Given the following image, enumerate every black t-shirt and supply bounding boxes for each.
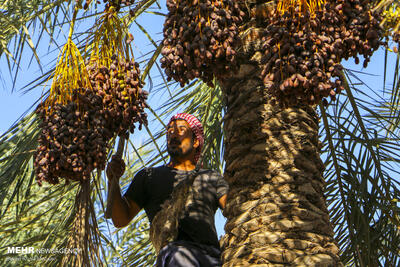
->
[124,165,229,249]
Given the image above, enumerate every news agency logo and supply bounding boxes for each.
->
[7,247,35,254]
[6,246,81,255]
[5,247,81,264]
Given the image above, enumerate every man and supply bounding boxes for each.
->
[106,113,228,266]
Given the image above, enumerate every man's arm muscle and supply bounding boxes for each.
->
[109,178,142,228]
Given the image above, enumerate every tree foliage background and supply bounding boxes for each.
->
[0,0,400,266]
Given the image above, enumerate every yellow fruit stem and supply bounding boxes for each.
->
[43,3,92,114]
[277,0,325,15]
[91,9,129,67]
[88,8,139,104]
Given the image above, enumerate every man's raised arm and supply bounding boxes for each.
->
[106,156,141,228]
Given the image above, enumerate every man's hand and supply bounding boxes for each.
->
[106,155,126,181]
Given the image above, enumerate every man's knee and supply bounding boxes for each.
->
[156,241,222,267]
[157,243,200,267]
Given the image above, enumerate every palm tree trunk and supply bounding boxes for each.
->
[219,41,342,266]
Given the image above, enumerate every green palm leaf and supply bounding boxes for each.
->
[321,68,400,265]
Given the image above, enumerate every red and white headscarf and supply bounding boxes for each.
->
[168,113,204,163]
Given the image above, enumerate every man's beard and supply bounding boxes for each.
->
[167,139,194,159]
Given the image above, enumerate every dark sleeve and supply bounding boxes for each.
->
[123,168,148,208]
[215,172,229,199]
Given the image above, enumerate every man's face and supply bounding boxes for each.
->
[166,119,197,159]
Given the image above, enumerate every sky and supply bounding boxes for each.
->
[1,0,399,244]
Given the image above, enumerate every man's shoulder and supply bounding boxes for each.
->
[136,165,169,177]
[142,165,164,171]
[197,168,223,179]
[138,166,222,180]
[198,168,220,174]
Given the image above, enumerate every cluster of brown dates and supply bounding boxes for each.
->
[34,55,148,185]
[86,54,148,137]
[34,90,112,185]
[161,0,246,87]
[260,0,383,106]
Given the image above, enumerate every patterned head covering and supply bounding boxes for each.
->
[168,113,204,163]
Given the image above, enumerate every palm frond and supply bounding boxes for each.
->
[0,0,78,89]
[321,67,400,266]
[0,112,39,213]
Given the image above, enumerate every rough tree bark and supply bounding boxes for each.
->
[218,25,342,266]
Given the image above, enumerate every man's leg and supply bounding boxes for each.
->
[156,242,200,267]
[155,241,221,267]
